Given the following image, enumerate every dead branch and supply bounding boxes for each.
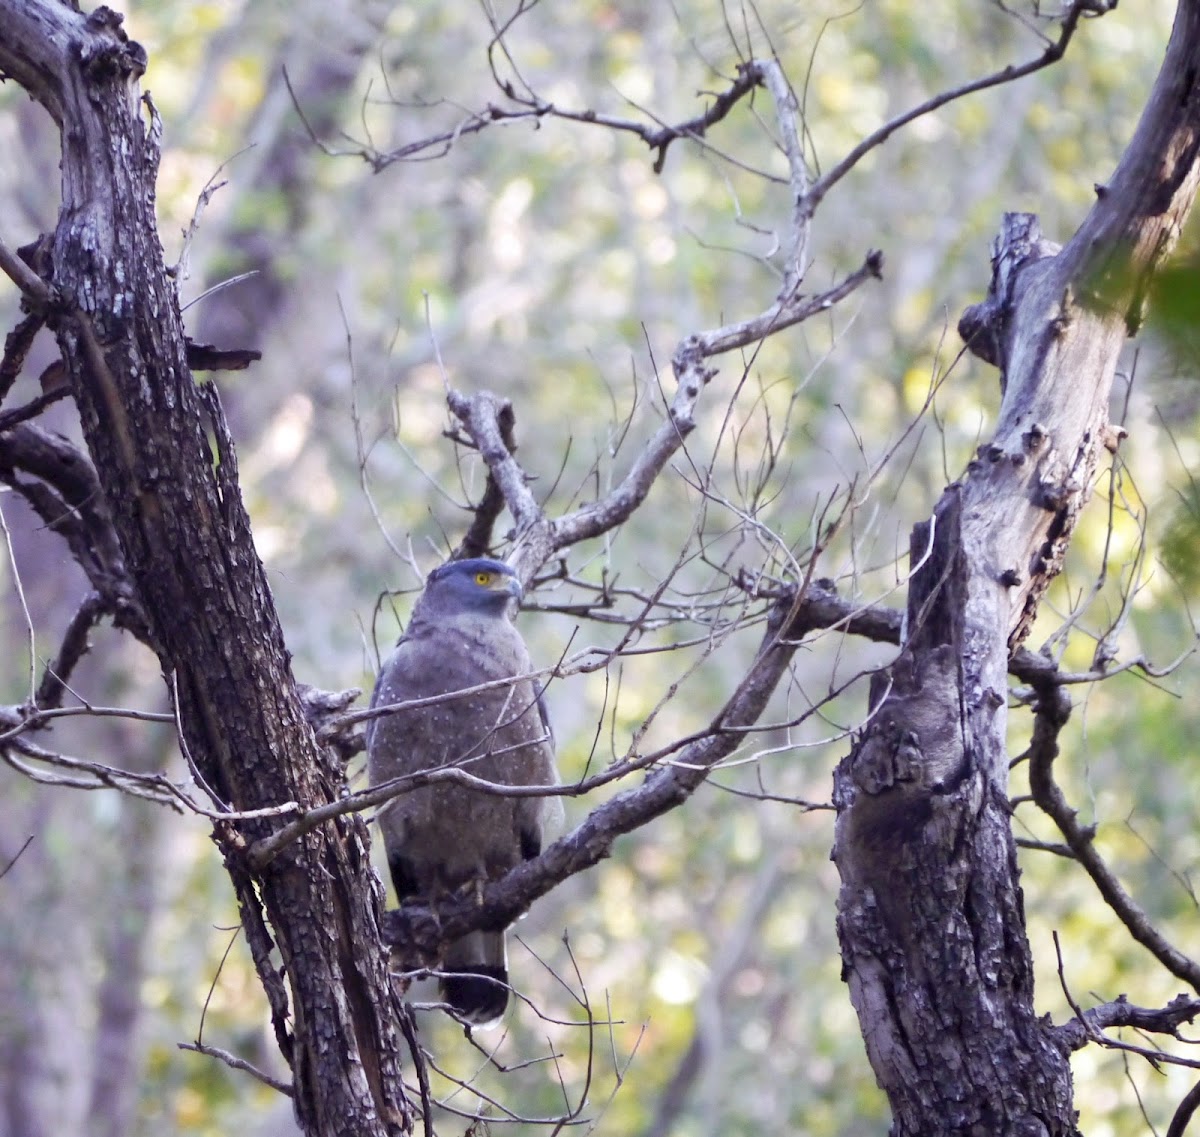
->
[178,1041,294,1097]
[806,0,1110,216]
[1053,992,1200,1052]
[34,590,106,709]
[0,422,148,637]
[1026,677,1200,990]
[0,387,71,432]
[1052,939,1200,1073]
[439,53,881,591]
[0,231,53,306]
[452,397,519,560]
[184,339,262,372]
[0,312,45,402]
[329,56,765,175]
[0,731,179,804]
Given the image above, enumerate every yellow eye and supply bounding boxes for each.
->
[474,571,493,586]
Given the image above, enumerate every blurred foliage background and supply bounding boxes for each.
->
[1,2,1199,1135]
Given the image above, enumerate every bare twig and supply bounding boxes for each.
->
[0,386,71,432]
[179,270,260,314]
[34,590,106,709]
[0,312,45,402]
[0,701,174,743]
[1014,836,1075,858]
[197,927,242,1046]
[0,735,180,805]
[0,833,34,882]
[340,57,764,175]
[805,0,1105,214]
[1052,939,1200,1071]
[178,1041,293,1097]
[1053,937,1200,1053]
[344,304,408,564]
[1029,684,1200,990]
[0,232,52,306]
[173,145,252,286]
[0,490,37,702]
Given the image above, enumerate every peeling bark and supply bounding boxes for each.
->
[836,497,1075,1136]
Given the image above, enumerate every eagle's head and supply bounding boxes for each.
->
[422,557,522,618]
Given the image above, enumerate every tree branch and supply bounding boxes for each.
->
[1053,992,1200,1052]
[34,590,106,709]
[0,422,148,637]
[0,232,53,306]
[178,1041,294,1097]
[441,60,882,588]
[1167,1078,1200,1137]
[1,312,46,402]
[446,391,532,557]
[1026,678,1200,991]
[806,0,1110,215]
[330,55,765,174]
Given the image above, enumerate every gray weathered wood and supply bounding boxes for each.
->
[834,3,1200,1133]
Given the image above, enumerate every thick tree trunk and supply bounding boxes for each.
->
[833,4,1200,1134]
[835,495,1079,1135]
[0,5,413,1135]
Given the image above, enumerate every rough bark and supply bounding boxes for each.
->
[0,5,412,1135]
[833,4,1200,1135]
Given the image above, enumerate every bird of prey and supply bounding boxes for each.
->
[367,557,558,1025]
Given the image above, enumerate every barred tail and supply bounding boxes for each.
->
[441,930,509,1027]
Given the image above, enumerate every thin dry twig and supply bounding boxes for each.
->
[1031,690,1200,990]
[173,144,253,287]
[0,833,34,882]
[197,927,242,1047]
[1053,933,1200,1068]
[178,1040,294,1097]
[804,0,1107,214]
[0,490,37,703]
[0,232,52,306]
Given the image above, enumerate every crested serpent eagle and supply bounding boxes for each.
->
[367,557,559,1025]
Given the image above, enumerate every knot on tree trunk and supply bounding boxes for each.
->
[958,212,1061,382]
[836,645,974,880]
